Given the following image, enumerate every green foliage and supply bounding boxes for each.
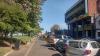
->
[17,36,32,44]
[0,1,28,32]
[0,0,46,37]
[0,22,6,30]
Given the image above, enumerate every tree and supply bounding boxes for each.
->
[0,0,28,37]
[0,0,47,37]
[51,24,60,34]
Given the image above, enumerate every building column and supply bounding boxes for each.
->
[82,20,85,38]
[70,23,74,38]
[71,24,75,38]
[68,24,70,36]
[76,22,78,39]
[70,24,72,37]
[91,16,95,39]
[86,30,88,37]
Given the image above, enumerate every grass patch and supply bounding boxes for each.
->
[17,36,32,44]
[0,47,11,56]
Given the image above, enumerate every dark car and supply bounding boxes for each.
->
[55,35,73,56]
[55,39,66,53]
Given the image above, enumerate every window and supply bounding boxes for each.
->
[88,30,91,37]
[91,42,100,48]
[69,41,80,48]
[97,0,100,14]
[98,32,100,37]
[82,42,87,48]
[98,20,100,25]
[91,42,97,48]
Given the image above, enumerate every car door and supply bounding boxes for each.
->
[90,42,100,56]
[72,41,83,56]
[67,41,83,56]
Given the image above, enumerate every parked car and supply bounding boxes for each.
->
[46,34,59,47]
[64,39,100,56]
[55,36,73,54]
[55,39,66,53]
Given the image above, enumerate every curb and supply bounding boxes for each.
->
[4,50,14,56]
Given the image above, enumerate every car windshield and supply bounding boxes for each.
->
[91,42,100,48]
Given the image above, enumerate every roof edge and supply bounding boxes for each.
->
[65,0,83,15]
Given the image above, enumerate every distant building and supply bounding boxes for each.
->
[65,0,100,39]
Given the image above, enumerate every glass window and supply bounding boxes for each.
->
[97,0,100,14]
[91,42,97,48]
[98,32,100,37]
[69,41,80,48]
[91,42,100,48]
[82,42,87,48]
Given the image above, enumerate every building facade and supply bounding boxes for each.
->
[65,0,100,39]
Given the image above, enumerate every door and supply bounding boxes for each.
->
[90,42,100,56]
[66,41,83,56]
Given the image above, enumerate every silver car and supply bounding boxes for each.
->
[65,39,100,56]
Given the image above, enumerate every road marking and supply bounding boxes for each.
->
[24,38,36,56]
[4,50,14,56]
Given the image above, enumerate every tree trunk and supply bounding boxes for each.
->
[4,31,9,38]
[22,32,24,36]
[28,32,30,36]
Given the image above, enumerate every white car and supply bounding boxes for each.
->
[64,39,100,56]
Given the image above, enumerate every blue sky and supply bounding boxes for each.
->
[40,0,79,32]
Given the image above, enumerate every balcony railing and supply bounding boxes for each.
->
[73,24,92,31]
[84,24,92,30]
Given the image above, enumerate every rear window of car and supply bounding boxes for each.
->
[69,41,81,48]
[91,42,100,48]
[82,42,87,48]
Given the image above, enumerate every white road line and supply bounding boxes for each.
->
[4,50,14,56]
[24,39,36,56]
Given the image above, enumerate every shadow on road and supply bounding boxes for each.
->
[41,44,51,47]
[48,47,56,51]
[52,53,61,56]
[41,44,57,51]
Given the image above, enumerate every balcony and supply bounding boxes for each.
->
[74,24,92,31]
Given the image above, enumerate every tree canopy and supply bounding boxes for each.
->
[51,24,60,34]
[0,0,46,37]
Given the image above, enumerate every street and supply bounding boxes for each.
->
[7,38,61,56]
[27,39,61,56]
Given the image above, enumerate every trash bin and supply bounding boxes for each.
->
[14,40,20,49]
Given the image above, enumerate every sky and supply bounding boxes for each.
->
[40,0,79,32]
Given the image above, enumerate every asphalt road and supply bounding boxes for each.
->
[27,39,61,56]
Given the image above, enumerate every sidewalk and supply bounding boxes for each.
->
[6,38,36,56]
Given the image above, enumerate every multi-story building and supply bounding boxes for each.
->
[65,0,100,39]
